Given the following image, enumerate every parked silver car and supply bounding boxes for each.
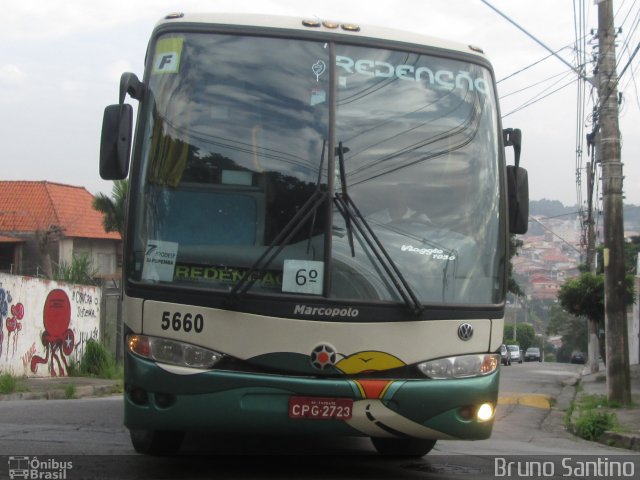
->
[507,345,522,363]
[499,344,511,366]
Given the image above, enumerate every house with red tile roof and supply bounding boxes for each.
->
[0,181,121,278]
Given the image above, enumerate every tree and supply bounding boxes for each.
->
[34,224,65,279]
[546,304,587,363]
[92,180,128,237]
[596,238,640,275]
[503,323,538,351]
[623,236,640,275]
[557,272,635,374]
[507,235,525,297]
[558,273,606,323]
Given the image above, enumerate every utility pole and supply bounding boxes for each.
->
[597,0,631,404]
[585,160,600,373]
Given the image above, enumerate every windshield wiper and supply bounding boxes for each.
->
[336,142,355,256]
[333,145,423,315]
[229,141,329,303]
[334,194,424,315]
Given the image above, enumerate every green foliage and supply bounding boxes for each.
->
[568,394,621,441]
[0,372,18,394]
[558,273,605,323]
[546,304,577,335]
[573,409,617,441]
[547,304,588,362]
[507,236,525,297]
[77,339,119,379]
[64,383,76,399]
[595,236,640,275]
[503,323,539,350]
[624,236,640,275]
[54,254,99,285]
[579,394,622,410]
[557,272,634,359]
[92,179,128,237]
[66,359,80,377]
[563,401,574,427]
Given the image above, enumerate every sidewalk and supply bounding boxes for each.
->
[0,376,122,401]
[567,363,640,451]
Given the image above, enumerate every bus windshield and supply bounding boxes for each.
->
[130,32,503,306]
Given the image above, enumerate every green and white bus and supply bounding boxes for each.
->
[100,12,528,456]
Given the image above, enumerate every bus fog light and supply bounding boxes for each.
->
[476,403,494,422]
[458,405,474,420]
[129,387,149,406]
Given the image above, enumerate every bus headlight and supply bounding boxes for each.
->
[128,335,224,369]
[417,354,499,379]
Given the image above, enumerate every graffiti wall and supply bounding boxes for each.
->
[0,273,101,377]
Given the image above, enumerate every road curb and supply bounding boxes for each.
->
[564,371,640,452]
[0,382,122,401]
[599,431,640,451]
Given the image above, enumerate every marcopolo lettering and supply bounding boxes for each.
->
[294,304,360,318]
[335,55,488,95]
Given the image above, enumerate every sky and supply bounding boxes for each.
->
[2,0,639,207]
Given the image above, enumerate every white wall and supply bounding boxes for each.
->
[632,272,639,365]
[60,238,119,277]
[0,273,101,377]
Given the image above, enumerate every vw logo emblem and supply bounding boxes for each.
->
[310,344,337,370]
[457,323,474,341]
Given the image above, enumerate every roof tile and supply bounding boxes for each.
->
[0,181,120,240]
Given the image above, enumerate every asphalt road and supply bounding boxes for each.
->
[1,362,638,479]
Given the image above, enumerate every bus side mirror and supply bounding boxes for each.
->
[503,128,528,234]
[507,165,529,234]
[99,73,144,180]
[100,104,132,180]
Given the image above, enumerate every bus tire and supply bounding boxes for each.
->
[129,429,184,455]
[370,437,436,457]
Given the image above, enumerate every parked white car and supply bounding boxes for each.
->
[507,345,522,363]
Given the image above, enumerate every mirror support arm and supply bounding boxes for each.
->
[503,128,522,168]
[119,73,145,105]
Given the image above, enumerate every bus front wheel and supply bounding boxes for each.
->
[129,429,185,455]
[371,437,436,457]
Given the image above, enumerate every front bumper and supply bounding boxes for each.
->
[124,352,500,440]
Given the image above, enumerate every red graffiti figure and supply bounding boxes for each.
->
[5,302,24,357]
[31,290,75,376]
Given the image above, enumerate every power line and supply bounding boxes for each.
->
[497,46,572,84]
[528,216,582,254]
[502,77,578,118]
[481,0,591,82]
[500,69,575,98]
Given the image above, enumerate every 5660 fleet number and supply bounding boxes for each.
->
[161,311,204,333]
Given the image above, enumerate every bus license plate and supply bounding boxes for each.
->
[289,396,353,420]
